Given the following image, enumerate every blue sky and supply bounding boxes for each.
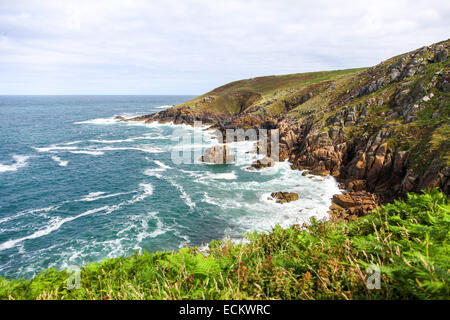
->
[0,0,449,95]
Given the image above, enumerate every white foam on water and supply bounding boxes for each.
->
[61,140,84,145]
[34,145,78,152]
[89,138,136,144]
[76,191,131,202]
[143,168,164,179]
[94,146,163,154]
[101,183,154,215]
[69,150,104,156]
[80,191,105,200]
[173,228,191,248]
[51,156,68,167]
[74,117,119,125]
[166,178,196,211]
[184,159,342,242]
[0,155,31,173]
[154,160,172,169]
[96,238,128,259]
[135,212,167,245]
[178,169,204,178]
[0,182,154,252]
[0,206,108,251]
[207,172,237,180]
[236,162,340,237]
[0,206,59,225]
[201,192,221,206]
[140,135,171,140]
[131,183,154,203]
[112,211,169,252]
[201,192,243,209]
[143,160,172,179]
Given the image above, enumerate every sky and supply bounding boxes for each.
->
[0,0,449,95]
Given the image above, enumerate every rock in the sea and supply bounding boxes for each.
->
[201,145,235,164]
[270,192,299,204]
[251,156,275,169]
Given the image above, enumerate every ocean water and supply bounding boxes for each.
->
[0,95,341,279]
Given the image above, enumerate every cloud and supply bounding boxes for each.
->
[0,0,449,94]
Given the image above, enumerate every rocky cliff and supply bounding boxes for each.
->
[126,40,450,218]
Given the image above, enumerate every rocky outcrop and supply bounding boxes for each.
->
[120,106,224,126]
[289,40,449,202]
[291,128,348,177]
[201,145,235,164]
[430,44,448,63]
[251,156,275,169]
[329,191,381,221]
[270,192,299,204]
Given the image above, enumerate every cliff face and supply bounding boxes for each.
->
[283,41,449,200]
[129,40,450,214]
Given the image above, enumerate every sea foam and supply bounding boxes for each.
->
[0,155,30,173]
[0,206,108,251]
[51,156,68,167]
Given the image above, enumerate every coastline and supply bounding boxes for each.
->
[118,40,449,220]
[118,114,378,223]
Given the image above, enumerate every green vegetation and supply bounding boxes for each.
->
[179,68,366,115]
[1,189,448,300]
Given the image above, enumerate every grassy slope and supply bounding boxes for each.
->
[1,189,448,300]
[178,68,366,115]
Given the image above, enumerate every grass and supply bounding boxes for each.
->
[0,189,448,300]
[179,68,366,115]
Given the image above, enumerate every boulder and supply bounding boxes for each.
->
[251,156,275,169]
[270,192,299,204]
[201,145,235,164]
[432,45,448,63]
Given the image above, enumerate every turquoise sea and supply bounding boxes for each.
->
[0,95,340,279]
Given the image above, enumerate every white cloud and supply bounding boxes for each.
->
[0,0,449,94]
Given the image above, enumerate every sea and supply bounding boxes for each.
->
[0,95,341,279]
